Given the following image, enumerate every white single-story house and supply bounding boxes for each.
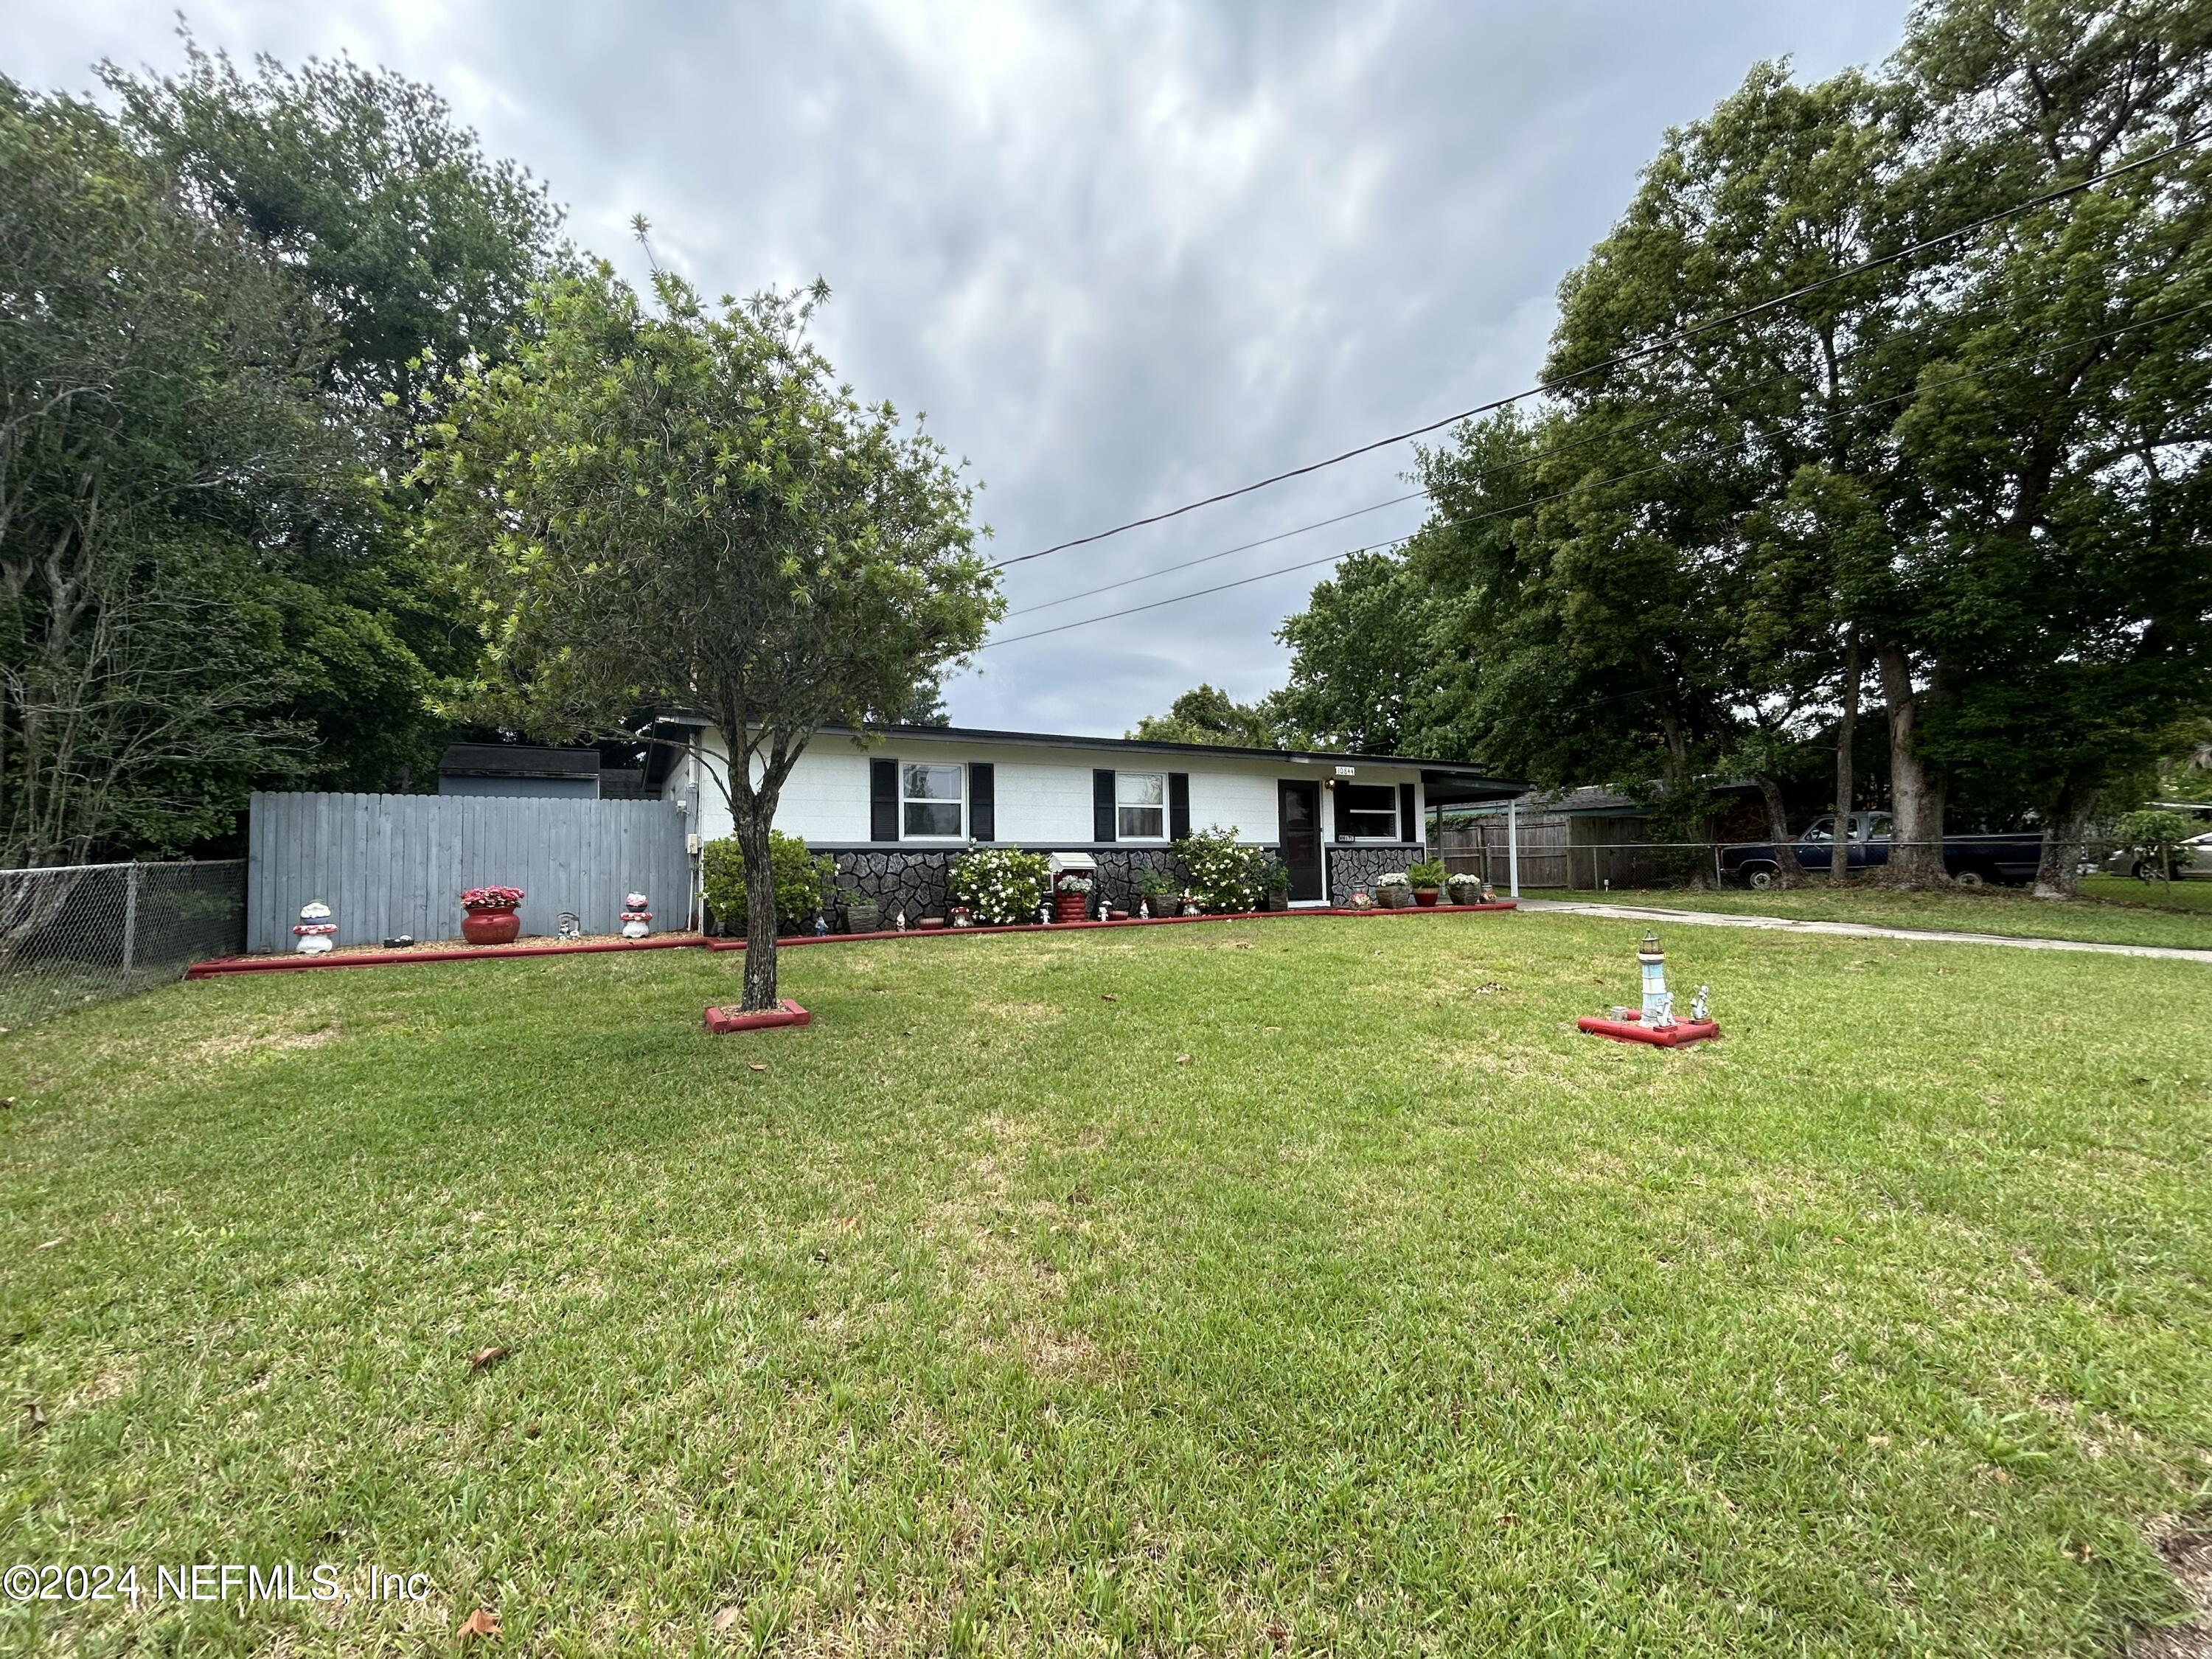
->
[648,719,1521,922]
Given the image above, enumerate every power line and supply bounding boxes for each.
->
[982,538,1411,650]
[1003,491,1425,617]
[999,125,2211,569]
[979,296,2212,650]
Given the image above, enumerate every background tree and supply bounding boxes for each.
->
[108,33,563,795]
[1270,549,1448,756]
[0,80,342,869]
[418,260,996,1009]
[1127,683,1290,748]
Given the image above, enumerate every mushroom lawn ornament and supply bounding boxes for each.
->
[293,901,335,956]
[1038,902,1051,926]
[620,891,652,939]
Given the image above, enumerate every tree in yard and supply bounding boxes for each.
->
[0,79,344,870]
[417,258,998,1010]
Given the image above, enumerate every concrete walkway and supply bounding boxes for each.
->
[1514,898,2212,964]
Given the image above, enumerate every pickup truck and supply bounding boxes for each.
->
[1719,811,2044,888]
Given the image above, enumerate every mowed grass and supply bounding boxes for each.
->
[1543,879,2212,950]
[3,914,2211,1656]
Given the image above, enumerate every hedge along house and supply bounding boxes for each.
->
[653,720,1523,925]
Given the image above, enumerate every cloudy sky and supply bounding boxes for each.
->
[14,0,1913,737]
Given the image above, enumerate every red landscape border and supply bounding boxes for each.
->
[183,901,1517,978]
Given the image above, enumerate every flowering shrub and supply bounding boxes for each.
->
[1173,825,1269,913]
[701,832,836,934]
[950,846,1051,924]
[460,886,524,911]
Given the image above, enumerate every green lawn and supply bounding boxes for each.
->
[1536,879,2212,951]
[4,914,2211,1655]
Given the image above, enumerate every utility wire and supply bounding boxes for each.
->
[984,538,1412,649]
[980,296,2212,650]
[1004,491,1426,617]
[998,125,2211,569]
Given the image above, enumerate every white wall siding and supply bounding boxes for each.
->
[674,727,1425,849]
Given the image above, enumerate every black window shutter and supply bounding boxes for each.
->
[969,762,995,841]
[1093,768,1116,842]
[870,758,899,841]
[1399,782,1417,846]
[1334,783,1349,842]
[1168,772,1190,841]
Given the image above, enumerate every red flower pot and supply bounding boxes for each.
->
[1054,893,1089,922]
[462,908,521,945]
[1414,888,1440,907]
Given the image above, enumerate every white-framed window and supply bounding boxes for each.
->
[901,762,965,838]
[1338,782,1399,840]
[1116,771,1166,839]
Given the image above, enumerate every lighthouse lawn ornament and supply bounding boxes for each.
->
[1576,928,1721,1047]
[620,891,652,939]
[293,901,336,955]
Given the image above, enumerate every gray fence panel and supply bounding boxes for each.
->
[247,793,692,952]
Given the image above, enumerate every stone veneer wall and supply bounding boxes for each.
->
[708,841,1431,931]
[1324,844,1425,902]
[824,846,1201,925]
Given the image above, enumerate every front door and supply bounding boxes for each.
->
[1278,780,1324,901]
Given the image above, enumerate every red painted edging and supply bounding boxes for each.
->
[704,998,811,1033]
[1576,1015,1721,1048]
[186,901,1523,977]
[184,934,700,978]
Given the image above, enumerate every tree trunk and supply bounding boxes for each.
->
[2032,776,2097,900]
[1832,627,1859,885]
[1877,641,1948,887]
[1756,775,1804,885]
[733,795,782,1012]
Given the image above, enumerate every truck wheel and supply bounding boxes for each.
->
[1952,867,1989,888]
[1743,863,1778,891]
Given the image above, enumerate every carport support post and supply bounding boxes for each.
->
[1507,802,1520,898]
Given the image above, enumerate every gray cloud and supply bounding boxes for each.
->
[11,0,1912,734]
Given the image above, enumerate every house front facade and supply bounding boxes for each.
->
[658,720,1519,922]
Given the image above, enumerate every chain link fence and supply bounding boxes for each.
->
[1438,833,2176,894]
[0,860,246,1032]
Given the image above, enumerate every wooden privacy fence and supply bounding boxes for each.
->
[246,792,693,953]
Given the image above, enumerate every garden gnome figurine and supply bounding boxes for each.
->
[814,916,828,936]
[293,901,335,956]
[1690,984,1711,1023]
[1138,898,1150,920]
[1638,931,1669,1021]
[896,909,908,931]
[620,891,652,939]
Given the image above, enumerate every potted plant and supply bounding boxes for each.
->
[459,885,525,944]
[1054,872,1093,923]
[1374,872,1413,909]
[1408,859,1447,906]
[1444,872,1484,906]
[1260,855,1290,911]
[1136,866,1179,918]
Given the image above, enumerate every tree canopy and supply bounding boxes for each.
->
[417,261,998,1006]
